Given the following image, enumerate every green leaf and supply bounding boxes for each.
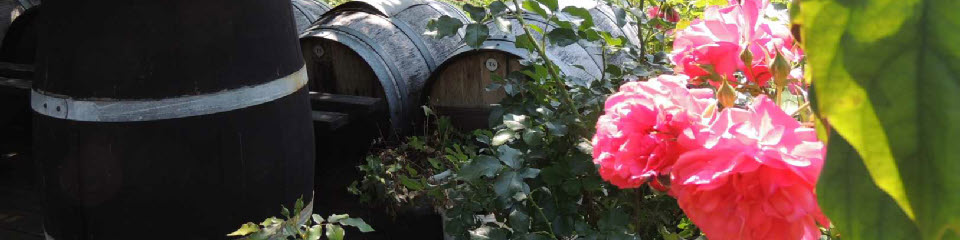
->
[341,218,375,233]
[465,23,490,50]
[803,0,960,237]
[458,155,502,180]
[488,1,508,15]
[227,222,260,237]
[818,131,921,239]
[399,174,425,190]
[327,214,349,223]
[509,209,531,233]
[515,33,538,53]
[522,0,549,18]
[463,3,487,22]
[426,15,463,39]
[492,129,516,146]
[522,129,545,146]
[305,225,322,240]
[493,171,524,197]
[547,28,579,47]
[312,214,324,225]
[545,121,568,136]
[280,205,291,219]
[561,6,593,30]
[535,0,558,11]
[325,224,345,240]
[497,145,523,169]
[294,198,305,215]
[503,114,528,130]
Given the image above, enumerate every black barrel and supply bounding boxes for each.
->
[33,0,315,239]
[0,0,40,64]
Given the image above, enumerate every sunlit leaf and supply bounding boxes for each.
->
[804,0,960,238]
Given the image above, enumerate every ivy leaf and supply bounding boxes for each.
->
[458,155,502,180]
[497,145,523,169]
[463,3,487,22]
[341,218,375,233]
[818,131,920,239]
[803,0,960,237]
[522,0,549,18]
[325,224,345,240]
[227,222,260,237]
[426,15,463,39]
[465,23,490,49]
[561,6,593,30]
[547,28,579,47]
[399,174,424,190]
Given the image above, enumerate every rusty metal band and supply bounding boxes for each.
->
[31,65,308,122]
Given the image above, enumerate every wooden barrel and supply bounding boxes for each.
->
[425,12,605,130]
[559,1,642,66]
[0,0,39,45]
[426,2,642,130]
[0,0,39,64]
[33,0,314,239]
[300,0,468,135]
[292,0,332,34]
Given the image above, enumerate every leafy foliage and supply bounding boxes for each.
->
[352,0,698,239]
[228,197,374,240]
[802,0,960,238]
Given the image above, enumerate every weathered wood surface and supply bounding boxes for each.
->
[558,1,642,67]
[328,0,470,65]
[425,2,641,131]
[0,2,38,64]
[34,1,314,239]
[292,0,332,34]
[303,9,436,135]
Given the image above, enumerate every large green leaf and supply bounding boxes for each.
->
[802,0,960,238]
[818,131,921,239]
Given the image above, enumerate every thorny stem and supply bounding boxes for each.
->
[511,0,579,113]
[528,190,559,239]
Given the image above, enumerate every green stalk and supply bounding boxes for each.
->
[511,0,579,113]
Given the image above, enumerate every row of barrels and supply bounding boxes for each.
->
[0,0,641,239]
[302,0,640,133]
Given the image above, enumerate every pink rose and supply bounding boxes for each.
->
[647,6,681,23]
[671,0,802,87]
[592,75,714,189]
[670,95,829,240]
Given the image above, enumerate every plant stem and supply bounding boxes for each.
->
[528,191,559,239]
[635,188,643,238]
[511,0,579,113]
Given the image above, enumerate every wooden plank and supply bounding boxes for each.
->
[0,62,32,80]
[308,92,385,116]
[311,110,349,131]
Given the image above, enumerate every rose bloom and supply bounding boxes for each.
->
[671,0,802,87]
[670,95,829,240]
[647,6,681,23]
[592,75,714,189]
